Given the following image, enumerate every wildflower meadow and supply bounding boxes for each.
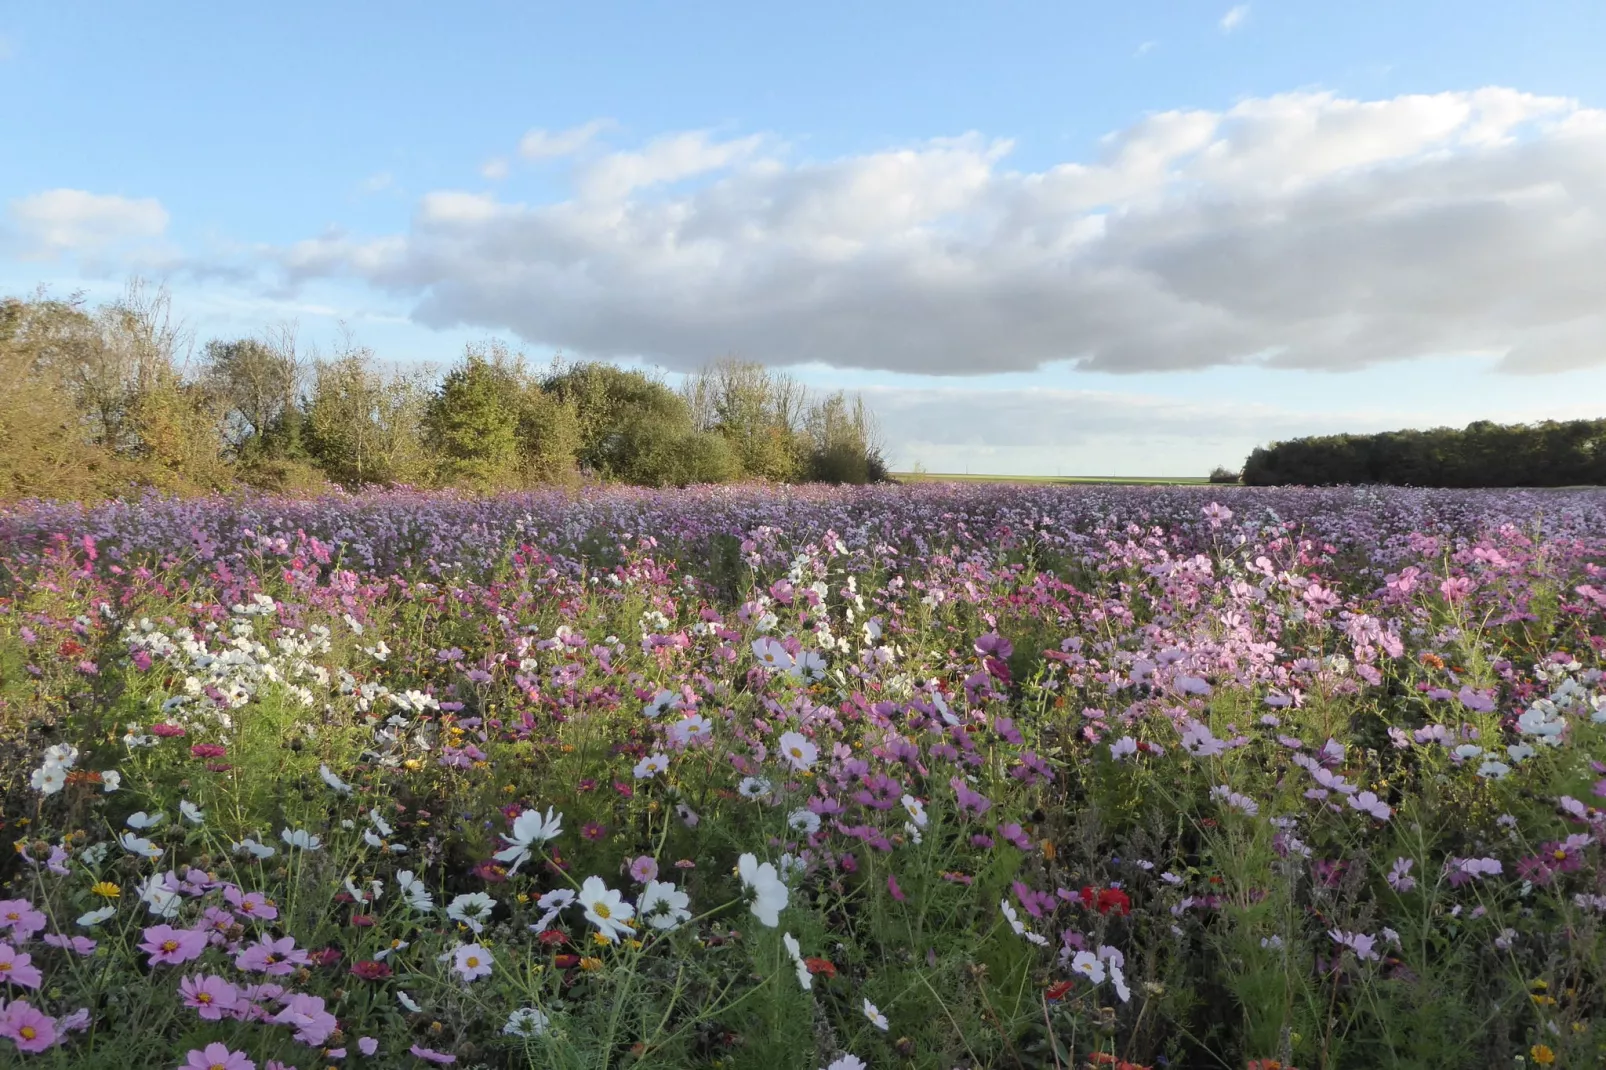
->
[1,482,1605,1070]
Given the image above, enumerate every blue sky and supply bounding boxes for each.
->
[5,1,1606,474]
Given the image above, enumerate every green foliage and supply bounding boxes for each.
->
[1244,418,1606,487]
[304,343,431,488]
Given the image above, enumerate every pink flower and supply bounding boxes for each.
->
[235,934,307,975]
[0,942,44,989]
[42,933,97,955]
[0,901,46,941]
[179,973,240,1020]
[0,999,57,1053]
[139,924,210,966]
[178,1041,255,1069]
[359,1036,379,1055]
[150,722,187,737]
[629,856,659,883]
[410,1045,458,1064]
[271,992,338,1045]
[224,886,279,921]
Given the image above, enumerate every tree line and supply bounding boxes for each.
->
[0,284,887,501]
[1241,419,1606,487]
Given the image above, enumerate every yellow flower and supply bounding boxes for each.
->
[91,881,121,899]
[591,932,613,947]
[625,938,643,950]
[1530,1043,1555,1065]
[579,956,603,971]
[403,759,424,772]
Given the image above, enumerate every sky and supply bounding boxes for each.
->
[3,1,1605,476]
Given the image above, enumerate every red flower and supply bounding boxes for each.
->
[190,744,227,758]
[1096,888,1131,916]
[536,929,568,946]
[554,953,580,968]
[150,723,187,738]
[351,960,391,980]
[1045,980,1075,1001]
[803,957,837,978]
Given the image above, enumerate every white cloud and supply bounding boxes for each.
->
[481,157,510,180]
[518,119,612,160]
[1135,40,1156,57]
[269,88,1606,376]
[1220,5,1250,32]
[360,172,394,193]
[7,189,169,258]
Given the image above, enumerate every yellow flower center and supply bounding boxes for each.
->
[19,1026,36,1040]
[197,993,213,1004]
[594,903,611,919]
[161,940,179,953]
[790,747,803,758]
[466,956,480,968]
[1554,849,1568,861]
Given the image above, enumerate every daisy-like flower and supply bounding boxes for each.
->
[100,770,122,792]
[0,1000,58,1053]
[783,932,811,991]
[633,753,670,780]
[788,809,822,835]
[667,714,713,748]
[861,998,889,1030]
[1069,949,1106,984]
[126,811,165,831]
[120,832,163,860]
[77,906,117,927]
[790,650,828,683]
[752,637,794,672]
[138,924,209,967]
[999,899,1050,946]
[737,853,789,928]
[397,991,422,1013]
[446,892,497,934]
[643,690,682,718]
[900,795,928,827]
[0,942,44,988]
[280,827,322,851]
[777,731,818,771]
[504,1006,550,1037]
[523,888,571,932]
[234,836,277,860]
[179,973,241,1020]
[637,880,692,931]
[396,871,435,912]
[738,776,773,800]
[825,1057,867,1070]
[179,800,205,825]
[492,807,563,875]
[578,876,635,941]
[30,766,66,794]
[319,764,353,795]
[450,942,494,982]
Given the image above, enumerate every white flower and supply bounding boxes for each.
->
[578,875,635,942]
[119,832,162,859]
[737,853,789,928]
[504,1007,550,1038]
[790,650,828,683]
[783,932,812,990]
[446,892,497,934]
[787,809,822,835]
[1477,760,1512,780]
[374,938,410,960]
[30,765,66,794]
[667,714,713,747]
[900,795,928,828]
[861,998,889,1030]
[752,637,794,672]
[100,770,121,792]
[637,880,692,931]
[179,800,205,825]
[1109,736,1138,760]
[777,731,818,771]
[138,873,183,918]
[643,690,682,718]
[493,807,564,875]
[234,836,277,860]
[319,764,353,795]
[633,753,670,780]
[1070,950,1106,984]
[826,1057,867,1070]
[396,870,435,912]
[397,991,422,1013]
[126,811,164,830]
[77,906,116,927]
[280,827,322,851]
[1110,963,1131,1003]
[738,776,773,800]
[530,887,576,931]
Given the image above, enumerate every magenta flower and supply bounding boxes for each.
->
[139,924,210,966]
[410,1045,458,1064]
[179,1042,255,1069]
[0,1000,57,1053]
[271,992,338,1045]
[0,942,44,989]
[629,856,659,883]
[42,933,97,955]
[179,973,241,1019]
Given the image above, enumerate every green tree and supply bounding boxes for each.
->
[422,343,526,487]
[304,340,429,488]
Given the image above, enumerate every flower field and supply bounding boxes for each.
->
[2,482,1605,1069]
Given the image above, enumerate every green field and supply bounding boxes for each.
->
[892,471,1214,485]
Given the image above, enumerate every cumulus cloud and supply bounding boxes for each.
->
[6,189,169,258]
[270,88,1606,376]
[518,119,613,160]
[1220,5,1250,32]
